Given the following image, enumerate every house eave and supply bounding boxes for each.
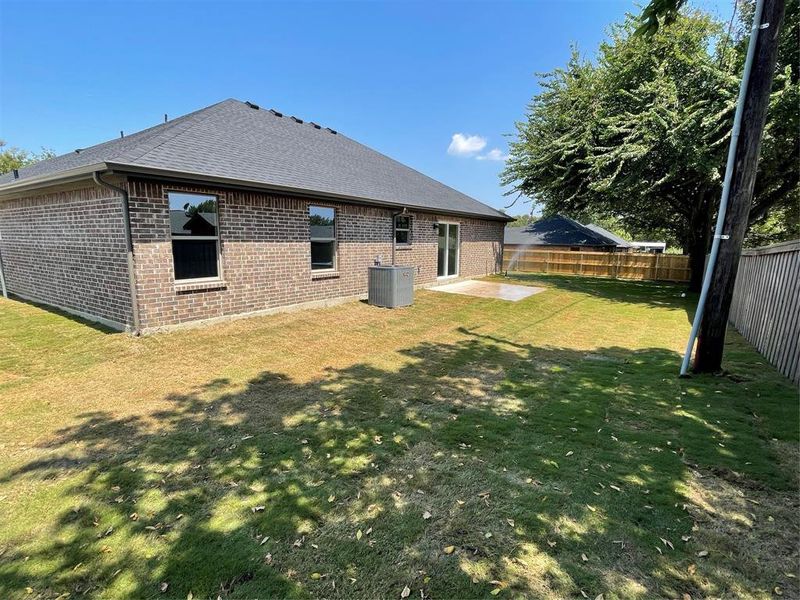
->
[0,162,109,198]
[0,162,512,222]
[106,163,514,222]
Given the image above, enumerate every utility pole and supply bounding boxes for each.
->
[693,0,786,372]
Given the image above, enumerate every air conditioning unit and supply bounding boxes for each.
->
[367,266,415,308]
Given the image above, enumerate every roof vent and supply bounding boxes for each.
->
[75,148,82,154]
[325,127,338,135]
[12,169,19,180]
[309,122,322,129]
[269,109,283,117]
[245,101,260,110]
[120,130,124,138]
[290,116,303,124]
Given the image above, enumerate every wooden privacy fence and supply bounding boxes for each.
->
[729,240,799,384]
[503,246,691,283]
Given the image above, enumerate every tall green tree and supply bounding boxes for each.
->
[502,4,798,291]
[0,141,55,175]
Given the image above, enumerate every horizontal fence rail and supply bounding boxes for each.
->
[729,240,799,384]
[503,246,691,283]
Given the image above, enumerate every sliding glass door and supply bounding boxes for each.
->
[437,223,459,278]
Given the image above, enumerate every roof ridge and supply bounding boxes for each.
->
[111,99,236,164]
[332,130,507,220]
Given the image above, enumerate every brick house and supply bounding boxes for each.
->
[0,99,510,333]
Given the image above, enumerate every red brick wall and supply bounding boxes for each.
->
[0,185,132,327]
[128,179,504,330]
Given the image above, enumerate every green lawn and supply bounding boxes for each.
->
[0,274,797,600]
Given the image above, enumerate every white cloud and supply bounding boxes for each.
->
[447,133,487,156]
[476,148,508,161]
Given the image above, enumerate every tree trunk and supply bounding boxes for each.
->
[694,0,786,373]
[686,200,712,293]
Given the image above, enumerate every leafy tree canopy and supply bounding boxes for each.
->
[502,2,798,286]
[0,141,55,175]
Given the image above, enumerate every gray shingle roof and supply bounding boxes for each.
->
[585,224,632,248]
[0,99,509,221]
[504,215,619,247]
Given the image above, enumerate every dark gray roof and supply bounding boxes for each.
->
[170,211,217,236]
[504,215,619,247]
[1,99,509,221]
[585,224,632,248]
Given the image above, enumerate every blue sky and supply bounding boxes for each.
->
[1,0,732,214]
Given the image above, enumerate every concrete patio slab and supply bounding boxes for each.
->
[429,280,545,301]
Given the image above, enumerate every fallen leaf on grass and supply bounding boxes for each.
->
[443,546,456,554]
[581,553,589,562]
[484,532,493,539]
[160,582,169,593]
[251,505,265,513]
[490,588,502,596]
[356,529,363,540]
[311,573,322,580]
[423,511,432,520]
[506,518,515,527]
[401,585,411,598]
[697,550,709,558]
[586,505,596,512]
[328,495,335,503]
[566,451,574,457]
[687,564,696,575]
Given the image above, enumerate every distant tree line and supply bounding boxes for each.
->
[0,141,55,175]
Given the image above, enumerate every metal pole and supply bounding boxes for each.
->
[0,246,7,298]
[680,0,766,375]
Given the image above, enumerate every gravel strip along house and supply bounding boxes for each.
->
[0,99,510,332]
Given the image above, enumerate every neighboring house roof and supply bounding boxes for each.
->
[585,224,632,248]
[170,211,218,236]
[0,99,510,221]
[504,215,619,247]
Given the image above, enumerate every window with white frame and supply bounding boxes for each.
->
[310,205,336,270]
[394,214,412,246]
[169,192,221,280]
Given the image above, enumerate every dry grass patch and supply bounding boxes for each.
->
[0,275,797,599]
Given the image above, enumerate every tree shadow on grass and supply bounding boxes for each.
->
[0,329,796,599]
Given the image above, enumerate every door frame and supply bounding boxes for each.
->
[437,221,460,279]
